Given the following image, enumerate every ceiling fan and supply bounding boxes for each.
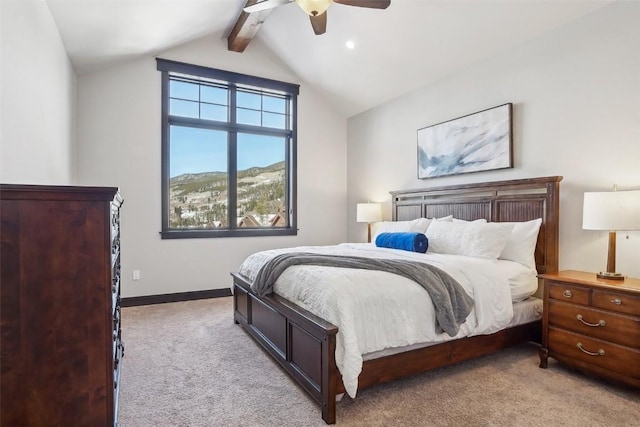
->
[243,0,391,35]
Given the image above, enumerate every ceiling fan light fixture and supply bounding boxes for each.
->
[295,0,332,16]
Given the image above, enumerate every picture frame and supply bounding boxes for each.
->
[417,103,513,179]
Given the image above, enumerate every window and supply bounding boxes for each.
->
[157,59,299,238]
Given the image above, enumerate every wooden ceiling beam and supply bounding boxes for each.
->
[227,0,274,53]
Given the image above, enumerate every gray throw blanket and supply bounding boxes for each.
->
[251,252,474,337]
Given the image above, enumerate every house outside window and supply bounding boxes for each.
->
[157,59,299,239]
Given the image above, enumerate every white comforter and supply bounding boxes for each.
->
[238,243,514,398]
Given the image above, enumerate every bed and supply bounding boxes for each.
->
[232,176,562,424]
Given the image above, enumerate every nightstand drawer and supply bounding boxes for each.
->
[548,300,640,348]
[549,328,640,379]
[548,282,590,305]
[593,290,640,316]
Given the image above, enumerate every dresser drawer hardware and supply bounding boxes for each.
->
[611,298,622,305]
[576,342,605,356]
[576,314,606,327]
[563,290,572,298]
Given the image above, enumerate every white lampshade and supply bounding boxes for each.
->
[356,203,382,223]
[583,190,640,231]
[295,0,331,16]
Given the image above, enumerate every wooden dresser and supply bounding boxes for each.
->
[538,270,640,387]
[0,184,124,426]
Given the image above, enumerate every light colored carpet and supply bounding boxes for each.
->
[118,297,640,426]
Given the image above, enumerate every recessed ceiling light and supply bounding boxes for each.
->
[345,40,355,50]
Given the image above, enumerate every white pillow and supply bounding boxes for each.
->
[372,218,428,241]
[499,218,543,270]
[426,220,514,259]
[453,218,487,223]
[372,216,453,241]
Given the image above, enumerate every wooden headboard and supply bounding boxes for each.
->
[390,176,563,274]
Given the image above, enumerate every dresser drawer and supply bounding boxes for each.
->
[549,327,640,379]
[593,290,640,316]
[548,282,590,305]
[548,300,640,348]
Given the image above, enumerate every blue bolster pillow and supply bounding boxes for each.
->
[375,232,429,253]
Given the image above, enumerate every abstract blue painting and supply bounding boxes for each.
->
[417,103,513,179]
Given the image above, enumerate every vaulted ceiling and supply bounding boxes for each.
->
[46,0,612,117]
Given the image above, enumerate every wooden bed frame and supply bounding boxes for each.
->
[232,176,562,424]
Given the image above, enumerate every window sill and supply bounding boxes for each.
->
[160,228,298,239]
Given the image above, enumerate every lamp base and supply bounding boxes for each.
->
[596,271,625,281]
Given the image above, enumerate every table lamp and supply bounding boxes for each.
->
[582,188,640,280]
[356,202,382,243]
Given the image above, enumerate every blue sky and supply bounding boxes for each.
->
[168,79,287,177]
[169,126,285,177]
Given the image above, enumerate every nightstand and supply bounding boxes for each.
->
[538,270,640,387]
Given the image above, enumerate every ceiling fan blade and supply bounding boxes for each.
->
[333,0,390,9]
[243,0,292,13]
[310,12,327,35]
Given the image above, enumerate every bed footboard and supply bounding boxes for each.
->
[233,270,541,424]
[232,273,339,424]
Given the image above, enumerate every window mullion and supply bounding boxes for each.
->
[228,85,238,230]
[288,94,297,229]
[169,114,292,138]
[161,70,171,233]
[198,83,202,119]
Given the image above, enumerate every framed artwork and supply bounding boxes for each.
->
[417,103,513,179]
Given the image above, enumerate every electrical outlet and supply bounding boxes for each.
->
[133,270,140,281]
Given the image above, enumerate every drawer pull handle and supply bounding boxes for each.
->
[563,290,573,298]
[576,314,606,327]
[577,342,605,356]
[611,298,622,305]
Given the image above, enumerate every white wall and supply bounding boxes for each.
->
[347,2,640,278]
[76,35,347,297]
[0,0,76,184]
